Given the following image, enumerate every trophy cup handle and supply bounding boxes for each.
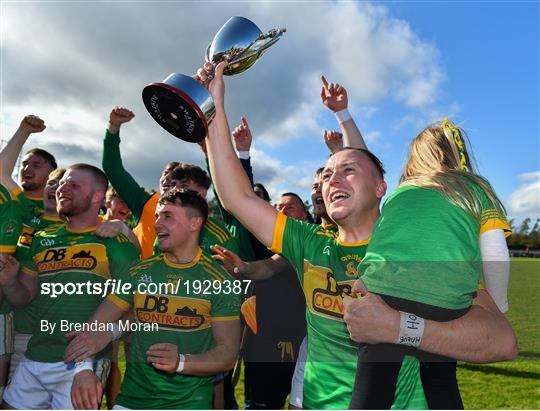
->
[205,43,212,62]
[254,28,287,55]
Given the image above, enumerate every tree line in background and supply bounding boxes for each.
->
[507,218,540,250]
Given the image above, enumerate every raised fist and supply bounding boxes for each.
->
[109,107,135,128]
[20,115,46,134]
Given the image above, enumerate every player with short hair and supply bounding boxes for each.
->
[194,62,426,409]
[0,163,139,409]
[163,164,239,256]
[64,188,241,409]
[0,114,57,396]
[8,168,66,384]
[196,62,518,409]
[103,107,238,261]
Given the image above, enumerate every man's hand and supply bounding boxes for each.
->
[147,343,180,373]
[64,330,112,363]
[71,370,102,410]
[232,117,252,152]
[210,245,246,279]
[343,291,399,345]
[0,254,20,287]
[323,130,344,153]
[92,220,127,238]
[108,107,135,134]
[19,115,46,134]
[193,62,228,107]
[320,75,348,113]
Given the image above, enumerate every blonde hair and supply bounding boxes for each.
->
[48,168,66,181]
[400,119,506,221]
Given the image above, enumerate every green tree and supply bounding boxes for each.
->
[519,218,531,235]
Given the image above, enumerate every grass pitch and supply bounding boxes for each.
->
[457,259,540,409]
[112,258,539,409]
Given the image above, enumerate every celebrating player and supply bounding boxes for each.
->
[64,189,241,409]
[0,164,139,409]
[196,62,518,409]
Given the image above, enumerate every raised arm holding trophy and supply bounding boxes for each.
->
[142,16,286,142]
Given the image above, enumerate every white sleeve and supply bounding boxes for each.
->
[480,229,510,313]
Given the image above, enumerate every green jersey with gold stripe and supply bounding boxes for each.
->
[14,213,64,334]
[270,213,427,410]
[360,184,512,309]
[109,250,240,410]
[0,184,25,254]
[23,195,45,218]
[21,223,139,362]
[153,215,239,257]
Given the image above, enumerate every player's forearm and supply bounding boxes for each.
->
[340,119,367,150]
[181,342,239,376]
[242,260,277,281]
[102,131,148,220]
[0,127,30,182]
[419,305,518,363]
[242,255,291,281]
[207,106,256,213]
[2,279,33,308]
[90,299,129,325]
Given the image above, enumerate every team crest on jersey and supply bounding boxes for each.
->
[134,294,211,331]
[1,219,18,238]
[34,243,109,278]
[303,260,355,321]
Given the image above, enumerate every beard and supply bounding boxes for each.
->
[57,194,92,217]
[21,178,42,192]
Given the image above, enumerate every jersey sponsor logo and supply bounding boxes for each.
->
[134,293,211,331]
[304,260,355,321]
[323,246,331,256]
[34,243,109,278]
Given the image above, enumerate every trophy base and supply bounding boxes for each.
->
[142,78,211,143]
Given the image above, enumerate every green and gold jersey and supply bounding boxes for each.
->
[22,223,139,362]
[361,184,512,310]
[0,184,25,254]
[14,213,64,334]
[20,194,44,219]
[109,250,240,410]
[270,213,427,410]
[153,215,239,257]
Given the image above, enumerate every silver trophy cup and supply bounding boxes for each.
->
[142,16,286,142]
